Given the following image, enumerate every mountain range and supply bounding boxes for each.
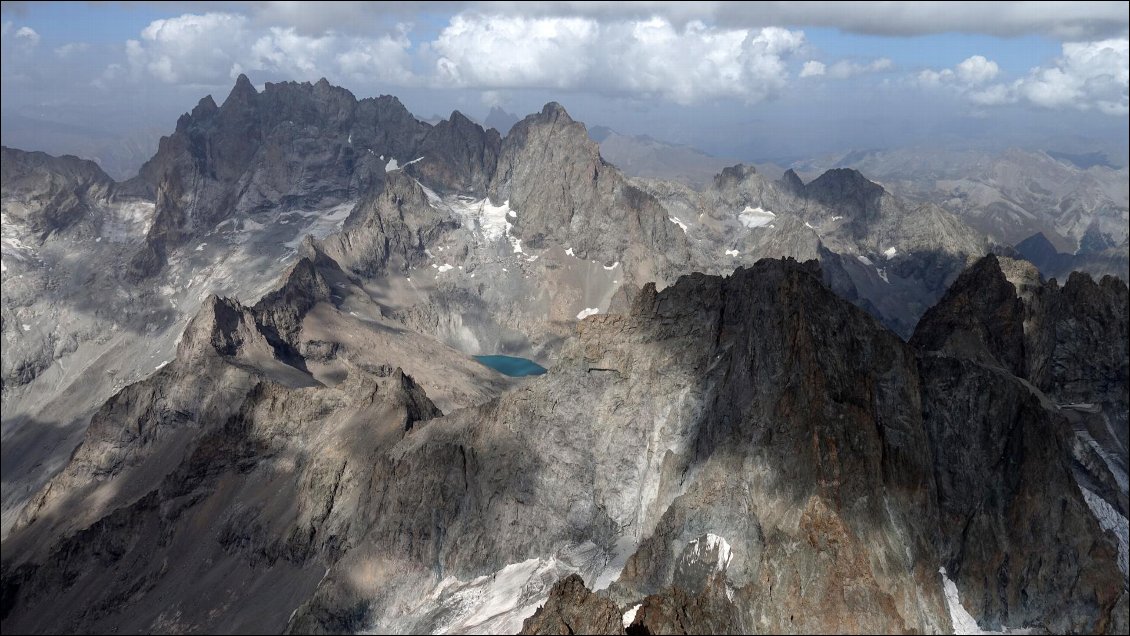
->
[1,76,1126,635]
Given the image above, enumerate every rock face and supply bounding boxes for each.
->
[1017,231,1130,282]
[0,146,115,238]
[913,254,1129,633]
[630,159,990,337]
[6,257,961,634]
[490,103,691,286]
[794,146,1130,276]
[125,75,499,277]
[913,254,1129,447]
[519,574,626,635]
[3,75,1126,636]
[1,77,503,540]
[0,251,507,634]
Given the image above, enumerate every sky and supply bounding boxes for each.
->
[2,1,1128,177]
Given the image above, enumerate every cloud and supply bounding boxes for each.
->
[122,12,414,87]
[432,14,806,103]
[800,60,826,77]
[229,1,1127,40]
[954,55,999,85]
[433,14,597,89]
[13,24,38,47]
[800,57,892,79]
[919,40,1128,115]
[1018,38,1128,114]
[114,11,806,104]
[825,57,893,79]
[54,42,90,58]
[126,13,249,84]
[502,1,1130,40]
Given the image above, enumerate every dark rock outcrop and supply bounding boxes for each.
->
[0,146,115,238]
[406,110,500,196]
[124,75,499,277]
[913,254,1129,632]
[520,574,626,635]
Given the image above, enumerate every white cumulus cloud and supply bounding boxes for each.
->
[123,12,414,87]
[13,25,39,47]
[432,14,805,104]
[1018,38,1128,114]
[800,60,826,77]
[825,57,893,79]
[918,40,1128,115]
[954,55,999,84]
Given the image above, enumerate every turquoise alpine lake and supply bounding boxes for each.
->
[474,355,548,377]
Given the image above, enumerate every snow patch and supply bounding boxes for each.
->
[939,567,1032,634]
[419,183,443,205]
[725,249,739,257]
[804,221,816,229]
[437,264,454,273]
[877,268,890,284]
[195,243,207,251]
[622,604,641,629]
[386,155,424,171]
[856,254,873,266]
[577,307,600,320]
[450,198,522,254]
[155,361,170,371]
[21,324,31,332]
[100,200,155,243]
[669,216,688,233]
[738,206,775,228]
[1079,486,1129,577]
[603,262,620,271]
[564,247,575,257]
[1077,430,1129,494]
[687,534,733,572]
[884,246,898,259]
[417,557,551,635]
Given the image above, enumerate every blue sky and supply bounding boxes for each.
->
[2,1,1127,176]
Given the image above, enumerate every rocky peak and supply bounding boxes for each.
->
[406,109,501,195]
[488,100,687,281]
[519,574,626,635]
[384,367,444,430]
[316,171,454,278]
[779,168,806,195]
[537,101,573,124]
[1017,231,1057,257]
[910,254,1028,374]
[484,106,519,135]
[190,95,219,119]
[0,146,115,236]
[804,168,884,210]
[224,72,259,108]
[178,294,264,360]
[711,164,758,190]
[914,254,1129,431]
